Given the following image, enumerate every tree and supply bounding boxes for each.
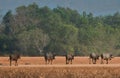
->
[2,10,13,35]
[17,28,49,55]
[53,7,81,26]
[58,24,78,54]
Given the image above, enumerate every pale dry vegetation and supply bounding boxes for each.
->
[0,66,120,78]
[0,56,120,65]
[0,57,120,78]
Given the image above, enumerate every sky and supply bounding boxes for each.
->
[0,0,120,16]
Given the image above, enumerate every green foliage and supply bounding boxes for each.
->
[17,28,49,56]
[0,3,120,56]
[2,10,13,35]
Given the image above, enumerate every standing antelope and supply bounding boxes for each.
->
[9,54,20,66]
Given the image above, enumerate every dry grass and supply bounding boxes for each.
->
[0,66,120,78]
[0,56,120,65]
[0,56,120,78]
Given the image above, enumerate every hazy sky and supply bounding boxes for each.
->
[0,0,120,16]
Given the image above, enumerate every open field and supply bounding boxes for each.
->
[0,56,120,65]
[0,66,120,78]
[0,56,120,78]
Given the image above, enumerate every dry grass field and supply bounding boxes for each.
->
[0,56,120,65]
[0,56,120,78]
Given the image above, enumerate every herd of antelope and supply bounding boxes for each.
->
[8,52,114,66]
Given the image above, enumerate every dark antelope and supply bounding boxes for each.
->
[9,54,20,66]
[66,54,74,64]
[89,53,99,64]
[44,52,55,64]
[101,53,114,64]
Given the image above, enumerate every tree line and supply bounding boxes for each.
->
[0,3,120,56]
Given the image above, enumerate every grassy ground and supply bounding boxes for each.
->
[0,56,120,78]
[0,66,120,78]
[0,56,120,65]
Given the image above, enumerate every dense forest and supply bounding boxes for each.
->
[0,3,120,56]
